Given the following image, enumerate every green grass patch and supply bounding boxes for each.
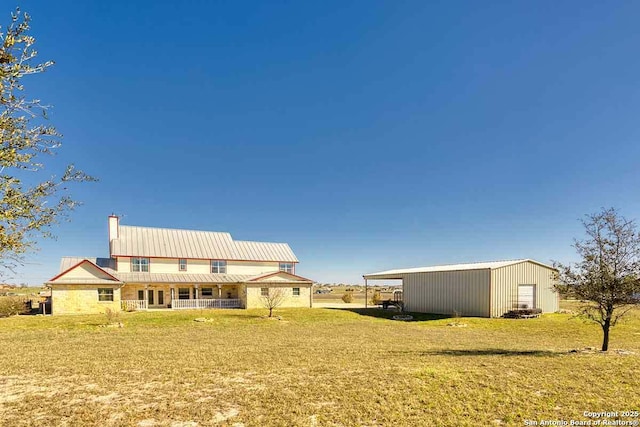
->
[1,303,638,426]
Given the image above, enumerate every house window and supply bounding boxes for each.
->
[148,289,154,305]
[279,263,294,273]
[138,290,144,300]
[293,287,300,296]
[132,257,150,272]
[178,288,190,299]
[179,259,187,271]
[201,287,213,297]
[98,288,114,302]
[211,260,227,273]
[158,290,164,305]
[261,287,269,297]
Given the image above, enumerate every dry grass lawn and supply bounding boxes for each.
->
[0,302,638,426]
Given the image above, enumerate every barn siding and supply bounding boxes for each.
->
[490,261,558,317]
[403,269,491,317]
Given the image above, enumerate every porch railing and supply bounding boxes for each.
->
[122,300,148,311]
[171,298,242,309]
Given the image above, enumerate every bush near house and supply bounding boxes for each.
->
[370,290,382,305]
[0,296,27,317]
[341,292,353,303]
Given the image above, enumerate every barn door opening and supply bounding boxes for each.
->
[517,284,536,309]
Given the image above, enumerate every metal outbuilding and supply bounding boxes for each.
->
[363,259,558,317]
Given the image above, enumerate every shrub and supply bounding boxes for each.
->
[342,292,353,303]
[104,308,121,324]
[0,296,27,317]
[370,290,382,305]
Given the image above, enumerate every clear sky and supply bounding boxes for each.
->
[9,0,640,285]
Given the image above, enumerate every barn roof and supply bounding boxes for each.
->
[363,259,555,280]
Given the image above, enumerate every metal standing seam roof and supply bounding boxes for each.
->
[110,225,299,262]
[233,240,299,262]
[363,259,555,279]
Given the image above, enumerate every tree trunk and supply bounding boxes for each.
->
[601,318,611,352]
[269,306,273,317]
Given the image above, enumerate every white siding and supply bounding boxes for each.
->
[146,258,210,274]
[227,261,279,275]
[117,257,131,273]
[116,257,279,275]
[402,269,491,317]
[60,262,115,281]
[490,261,558,317]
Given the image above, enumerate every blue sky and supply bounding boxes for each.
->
[9,1,640,284]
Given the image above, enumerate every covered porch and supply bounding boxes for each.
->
[121,283,243,310]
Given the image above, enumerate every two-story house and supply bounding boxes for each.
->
[45,216,314,314]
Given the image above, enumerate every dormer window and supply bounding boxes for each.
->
[131,257,150,272]
[179,259,187,271]
[279,262,294,274]
[211,260,227,274]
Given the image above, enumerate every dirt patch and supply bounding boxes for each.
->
[211,407,239,423]
[446,322,468,327]
[98,322,124,328]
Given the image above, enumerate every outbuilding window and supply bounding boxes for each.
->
[98,288,114,302]
[292,287,300,296]
[261,287,269,297]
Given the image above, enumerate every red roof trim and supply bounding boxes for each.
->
[48,259,121,282]
[248,271,313,282]
[111,254,299,263]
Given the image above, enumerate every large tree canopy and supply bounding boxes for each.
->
[1,9,94,275]
[554,208,640,351]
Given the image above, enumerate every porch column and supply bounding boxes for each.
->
[144,284,149,309]
[170,286,175,308]
[217,284,222,298]
[364,278,368,308]
[194,284,199,309]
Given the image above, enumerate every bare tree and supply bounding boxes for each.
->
[554,208,640,351]
[260,288,287,317]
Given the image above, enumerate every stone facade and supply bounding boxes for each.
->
[51,284,121,315]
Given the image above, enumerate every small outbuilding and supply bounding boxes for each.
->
[363,259,558,317]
